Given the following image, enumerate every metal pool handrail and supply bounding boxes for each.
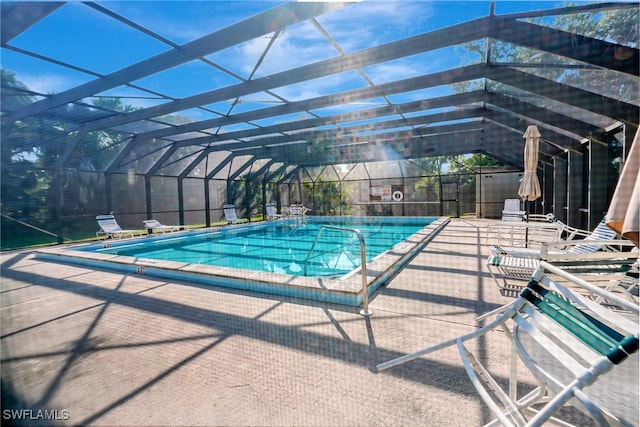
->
[303,225,372,316]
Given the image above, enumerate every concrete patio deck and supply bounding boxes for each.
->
[1,219,638,426]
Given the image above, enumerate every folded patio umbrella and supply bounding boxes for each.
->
[518,125,542,203]
[606,128,639,247]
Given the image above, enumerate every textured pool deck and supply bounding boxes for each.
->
[1,218,638,426]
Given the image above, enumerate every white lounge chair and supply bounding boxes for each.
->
[285,204,311,217]
[486,239,639,297]
[378,262,639,426]
[223,204,247,224]
[486,220,563,249]
[143,219,184,234]
[489,217,618,258]
[264,203,283,220]
[501,198,525,222]
[96,215,141,239]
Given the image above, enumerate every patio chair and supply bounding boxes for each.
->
[96,215,141,239]
[223,204,248,225]
[377,261,639,426]
[486,239,639,298]
[264,203,283,220]
[486,220,564,249]
[286,204,311,217]
[526,213,557,223]
[501,198,525,222]
[143,219,184,234]
[489,217,618,259]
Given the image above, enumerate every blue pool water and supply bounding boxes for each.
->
[89,217,434,278]
[37,216,448,306]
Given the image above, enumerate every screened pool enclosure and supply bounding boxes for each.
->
[1,2,638,250]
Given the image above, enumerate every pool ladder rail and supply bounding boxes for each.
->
[303,225,372,316]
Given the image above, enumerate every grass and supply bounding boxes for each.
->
[0,218,267,252]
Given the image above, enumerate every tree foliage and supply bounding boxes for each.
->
[454,5,639,103]
[1,70,50,220]
[1,72,136,229]
[302,177,351,216]
[228,171,265,218]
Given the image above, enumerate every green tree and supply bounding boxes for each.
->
[1,71,204,234]
[44,99,136,219]
[227,171,265,219]
[1,70,53,221]
[551,7,638,103]
[454,6,639,103]
[448,153,502,173]
[412,156,445,202]
[303,177,351,216]
[2,72,156,243]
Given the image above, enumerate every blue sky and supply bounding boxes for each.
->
[3,1,570,125]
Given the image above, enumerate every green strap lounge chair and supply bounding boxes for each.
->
[377,261,639,426]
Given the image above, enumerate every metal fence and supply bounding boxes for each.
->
[2,168,506,250]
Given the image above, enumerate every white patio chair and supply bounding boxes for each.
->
[377,261,639,426]
[287,204,311,217]
[486,239,639,298]
[489,217,617,258]
[96,215,142,239]
[502,198,526,222]
[264,203,283,220]
[223,204,248,225]
[143,219,184,234]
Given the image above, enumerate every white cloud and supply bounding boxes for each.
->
[217,3,439,104]
[318,1,435,48]
[18,73,79,96]
[237,22,340,77]
[271,71,368,101]
[364,61,423,84]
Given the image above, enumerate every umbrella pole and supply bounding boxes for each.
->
[524,200,530,248]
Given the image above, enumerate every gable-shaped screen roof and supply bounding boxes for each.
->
[2,1,638,180]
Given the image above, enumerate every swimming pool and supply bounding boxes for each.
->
[90,219,425,278]
[35,216,449,307]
